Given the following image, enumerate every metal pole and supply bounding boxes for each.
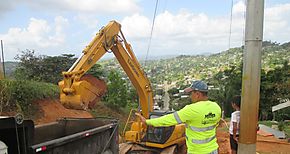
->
[0,40,5,79]
[238,0,264,154]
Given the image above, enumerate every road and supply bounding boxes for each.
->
[162,81,176,111]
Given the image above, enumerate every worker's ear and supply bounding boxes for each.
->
[196,91,201,98]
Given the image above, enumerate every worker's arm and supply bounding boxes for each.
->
[146,113,178,127]
[136,105,193,127]
[232,122,238,141]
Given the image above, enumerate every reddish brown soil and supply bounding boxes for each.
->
[34,99,93,125]
[217,124,231,154]
[256,135,290,153]
[216,122,290,154]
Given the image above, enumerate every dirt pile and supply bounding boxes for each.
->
[34,99,93,125]
[217,123,231,154]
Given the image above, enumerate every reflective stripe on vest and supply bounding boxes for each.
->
[192,135,216,144]
[187,150,217,154]
[173,112,182,124]
[189,124,216,132]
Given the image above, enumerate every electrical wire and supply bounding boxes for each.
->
[144,0,159,66]
[228,0,234,51]
[242,0,247,46]
[229,0,247,49]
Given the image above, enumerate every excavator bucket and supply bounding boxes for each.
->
[59,74,107,110]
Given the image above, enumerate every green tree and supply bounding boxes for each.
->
[86,63,105,79]
[14,50,104,84]
[209,64,242,117]
[260,61,290,120]
[14,50,76,84]
[103,70,128,109]
[168,87,179,97]
[127,85,138,108]
[171,97,191,110]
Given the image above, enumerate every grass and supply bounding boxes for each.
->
[259,121,276,127]
[0,79,59,117]
[282,121,290,137]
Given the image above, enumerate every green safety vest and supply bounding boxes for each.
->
[146,100,221,154]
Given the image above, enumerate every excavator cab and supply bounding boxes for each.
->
[146,125,175,144]
[145,111,177,144]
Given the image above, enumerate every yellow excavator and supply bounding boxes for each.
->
[58,20,185,153]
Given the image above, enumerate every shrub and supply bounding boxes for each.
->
[0,79,59,116]
[278,121,285,131]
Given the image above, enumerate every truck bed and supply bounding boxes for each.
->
[0,117,119,154]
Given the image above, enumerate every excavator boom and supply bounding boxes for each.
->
[59,20,153,118]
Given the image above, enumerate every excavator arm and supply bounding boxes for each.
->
[59,20,185,153]
[59,20,153,118]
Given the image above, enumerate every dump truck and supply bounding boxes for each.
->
[0,115,119,154]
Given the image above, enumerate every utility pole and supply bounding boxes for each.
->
[0,40,5,79]
[238,0,264,154]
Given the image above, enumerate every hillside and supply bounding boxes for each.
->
[4,41,289,84]
[97,41,290,86]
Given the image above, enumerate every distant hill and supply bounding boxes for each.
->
[2,61,18,77]
[99,41,290,85]
[3,41,289,84]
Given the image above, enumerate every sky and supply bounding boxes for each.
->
[0,0,290,61]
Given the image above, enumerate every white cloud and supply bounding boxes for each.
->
[264,3,290,43]
[232,1,246,15]
[120,9,243,56]
[16,0,140,15]
[74,15,99,29]
[0,16,68,60]
[0,0,140,17]
[65,0,139,14]
[119,1,290,56]
[0,0,140,34]
[1,1,289,60]
[121,14,151,38]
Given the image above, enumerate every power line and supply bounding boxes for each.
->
[228,0,234,51]
[144,0,159,66]
[0,40,5,78]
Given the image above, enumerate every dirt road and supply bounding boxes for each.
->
[217,123,290,154]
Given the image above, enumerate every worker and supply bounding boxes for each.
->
[229,95,241,154]
[136,80,222,154]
